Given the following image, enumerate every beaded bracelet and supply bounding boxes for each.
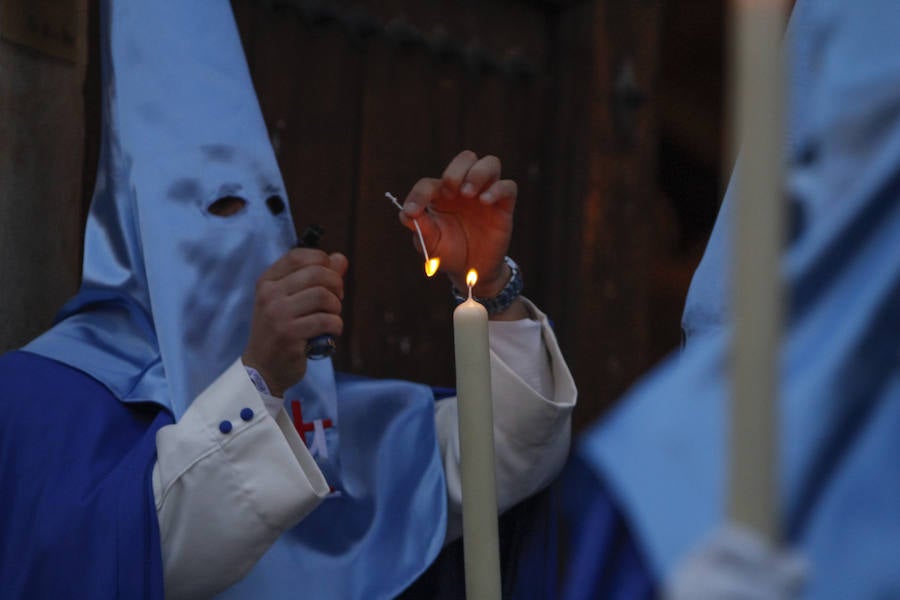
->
[451,256,523,315]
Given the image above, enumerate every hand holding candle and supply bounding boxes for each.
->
[397,150,518,302]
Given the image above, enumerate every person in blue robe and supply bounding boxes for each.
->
[0,1,576,598]
[562,0,900,597]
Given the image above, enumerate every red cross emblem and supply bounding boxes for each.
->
[291,400,339,494]
[290,400,333,446]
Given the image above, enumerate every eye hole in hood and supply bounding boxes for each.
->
[266,195,286,215]
[208,195,247,217]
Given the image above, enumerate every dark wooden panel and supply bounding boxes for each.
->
[541,0,595,353]
[237,2,364,371]
[386,0,550,304]
[551,0,665,431]
[347,1,549,386]
[81,0,101,248]
[233,0,685,431]
[351,33,464,386]
[237,0,550,384]
[457,71,547,306]
[243,5,364,261]
[1,0,84,63]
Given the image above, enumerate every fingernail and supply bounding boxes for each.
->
[461,183,475,197]
[480,192,494,203]
[403,201,419,214]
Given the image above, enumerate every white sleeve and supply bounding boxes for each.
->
[152,359,330,600]
[435,297,577,543]
[665,525,807,600]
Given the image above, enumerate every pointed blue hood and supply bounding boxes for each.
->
[26,0,297,418]
[580,1,900,597]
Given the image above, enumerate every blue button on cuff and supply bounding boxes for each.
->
[240,407,254,422]
[219,420,233,434]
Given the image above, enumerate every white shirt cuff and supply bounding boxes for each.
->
[437,297,576,543]
[489,297,576,447]
[153,359,329,599]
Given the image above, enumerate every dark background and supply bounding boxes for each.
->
[226,0,727,431]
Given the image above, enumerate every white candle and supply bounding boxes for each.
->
[728,0,787,543]
[453,269,501,600]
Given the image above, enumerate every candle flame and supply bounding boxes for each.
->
[425,257,440,277]
[466,269,478,288]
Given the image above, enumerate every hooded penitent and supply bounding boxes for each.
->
[23,1,445,597]
[575,1,900,597]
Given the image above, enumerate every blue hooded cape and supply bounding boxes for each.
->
[565,1,900,598]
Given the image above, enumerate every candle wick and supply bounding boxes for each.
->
[467,281,473,301]
[386,192,431,262]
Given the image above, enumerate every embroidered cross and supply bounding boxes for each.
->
[290,400,333,458]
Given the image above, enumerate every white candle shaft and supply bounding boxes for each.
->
[729,0,786,543]
[453,297,501,600]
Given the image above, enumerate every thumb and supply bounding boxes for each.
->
[329,252,350,277]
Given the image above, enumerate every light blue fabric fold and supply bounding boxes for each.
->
[23,1,446,596]
[579,1,900,597]
[220,376,446,600]
[286,355,345,490]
